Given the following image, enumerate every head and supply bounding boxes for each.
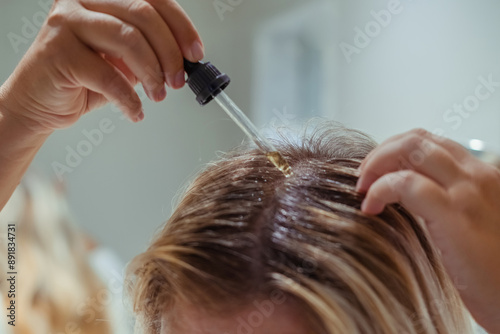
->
[127,123,473,334]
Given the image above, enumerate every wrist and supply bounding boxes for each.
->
[0,84,54,139]
[0,84,52,211]
[0,87,52,158]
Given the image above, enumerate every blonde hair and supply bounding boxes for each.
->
[0,174,111,334]
[127,123,473,334]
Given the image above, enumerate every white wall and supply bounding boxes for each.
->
[336,0,500,150]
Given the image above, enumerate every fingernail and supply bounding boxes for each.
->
[361,199,368,212]
[136,111,145,122]
[157,86,167,101]
[166,76,174,89]
[145,89,154,101]
[174,71,185,89]
[189,41,204,61]
[355,178,364,192]
[361,199,375,213]
[362,198,384,215]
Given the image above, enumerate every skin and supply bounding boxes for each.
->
[165,300,312,334]
[357,128,500,333]
[0,0,203,209]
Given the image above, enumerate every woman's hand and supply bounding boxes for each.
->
[0,0,204,132]
[357,128,500,333]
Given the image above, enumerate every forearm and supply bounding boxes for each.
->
[0,88,52,210]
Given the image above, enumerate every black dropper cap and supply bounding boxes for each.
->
[184,59,231,105]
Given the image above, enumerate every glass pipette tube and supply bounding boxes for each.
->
[214,91,292,177]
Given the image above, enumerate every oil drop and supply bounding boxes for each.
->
[266,151,292,177]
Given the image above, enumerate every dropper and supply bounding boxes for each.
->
[184,60,292,177]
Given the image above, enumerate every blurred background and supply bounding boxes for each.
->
[1,0,500,265]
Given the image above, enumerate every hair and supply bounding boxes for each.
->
[127,122,473,334]
[0,174,111,334]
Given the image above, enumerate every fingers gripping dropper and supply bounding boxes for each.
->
[183,60,293,177]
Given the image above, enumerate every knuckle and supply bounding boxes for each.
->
[400,170,416,189]
[101,72,123,95]
[128,96,142,110]
[119,24,142,48]
[128,1,157,21]
[47,1,80,27]
[403,136,439,168]
[403,135,426,165]
[474,164,500,189]
[143,68,163,87]
[405,134,424,151]
[145,0,161,8]
[412,178,432,197]
[410,128,429,138]
[115,86,140,109]
[46,8,67,27]
[418,139,440,160]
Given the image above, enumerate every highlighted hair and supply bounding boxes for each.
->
[127,123,473,334]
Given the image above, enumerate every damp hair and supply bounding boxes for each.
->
[126,122,474,334]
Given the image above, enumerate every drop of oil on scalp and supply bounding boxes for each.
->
[266,151,293,177]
